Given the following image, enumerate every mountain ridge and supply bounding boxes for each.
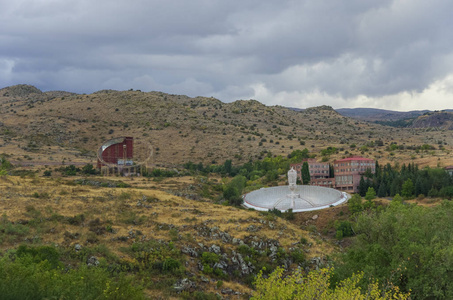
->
[1,84,452,168]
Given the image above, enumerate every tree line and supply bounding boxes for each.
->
[358,162,453,199]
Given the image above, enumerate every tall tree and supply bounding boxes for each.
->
[377,180,387,197]
[301,161,310,185]
[401,178,414,199]
[223,159,232,175]
[348,194,363,214]
[358,176,367,196]
[365,187,376,201]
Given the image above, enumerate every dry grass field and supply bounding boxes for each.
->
[0,174,331,253]
[0,174,338,297]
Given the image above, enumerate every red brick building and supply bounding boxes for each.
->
[291,159,332,187]
[333,156,375,193]
[311,177,336,188]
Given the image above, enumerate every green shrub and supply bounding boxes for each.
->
[290,249,305,264]
[201,252,220,265]
[0,215,29,244]
[0,255,144,299]
[335,220,354,239]
[282,209,295,220]
[66,214,85,225]
[64,165,79,176]
[127,240,184,275]
[162,258,181,273]
[16,245,61,269]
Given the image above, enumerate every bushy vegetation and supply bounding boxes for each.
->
[0,155,13,175]
[0,214,29,244]
[143,168,181,178]
[334,200,453,298]
[126,240,184,275]
[252,267,409,299]
[267,208,295,221]
[185,149,311,179]
[185,149,312,205]
[223,175,247,205]
[359,162,453,199]
[0,246,144,299]
[54,164,99,176]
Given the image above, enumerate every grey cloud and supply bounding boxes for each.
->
[1,0,453,109]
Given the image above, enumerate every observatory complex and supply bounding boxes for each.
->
[243,167,350,212]
[291,156,376,193]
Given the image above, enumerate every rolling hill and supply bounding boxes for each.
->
[1,84,452,168]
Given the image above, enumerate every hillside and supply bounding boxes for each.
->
[1,84,452,169]
[0,171,340,298]
[410,111,453,130]
[336,107,453,129]
[336,107,429,122]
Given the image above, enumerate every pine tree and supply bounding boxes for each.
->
[358,176,367,196]
[365,187,376,201]
[301,162,310,185]
[329,164,334,178]
[348,194,363,214]
[377,180,387,197]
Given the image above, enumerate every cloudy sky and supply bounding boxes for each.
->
[1,0,453,110]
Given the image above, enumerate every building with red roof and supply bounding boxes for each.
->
[333,156,375,193]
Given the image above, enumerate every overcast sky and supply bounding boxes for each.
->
[1,0,453,110]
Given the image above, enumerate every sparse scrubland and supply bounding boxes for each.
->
[1,85,453,299]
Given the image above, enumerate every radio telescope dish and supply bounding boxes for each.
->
[243,168,350,212]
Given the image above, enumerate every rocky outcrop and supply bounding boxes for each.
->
[173,278,196,292]
[410,112,453,130]
[0,84,42,97]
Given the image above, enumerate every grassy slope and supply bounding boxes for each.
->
[0,174,336,297]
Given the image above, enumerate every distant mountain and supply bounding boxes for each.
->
[334,108,453,128]
[410,111,453,130]
[335,108,430,122]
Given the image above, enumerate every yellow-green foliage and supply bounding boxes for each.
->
[251,267,410,300]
